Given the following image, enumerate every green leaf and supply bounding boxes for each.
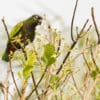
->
[41,43,56,66]
[47,57,56,66]
[41,55,48,64]
[91,70,98,80]
[26,50,36,66]
[49,74,59,91]
[44,43,55,59]
[23,50,36,79]
[23,65,33,79]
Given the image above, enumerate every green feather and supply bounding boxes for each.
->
[2,51,9,62]
[9,22,23,39]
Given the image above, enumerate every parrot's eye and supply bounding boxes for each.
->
[32,15,42,20]
[32,15,42,25]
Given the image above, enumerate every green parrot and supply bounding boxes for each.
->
[2,15,42,62]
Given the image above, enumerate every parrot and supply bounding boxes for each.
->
[2,15,42,62]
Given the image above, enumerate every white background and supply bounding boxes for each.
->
[0,0,100,28]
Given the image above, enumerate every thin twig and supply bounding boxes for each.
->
[71,74,83,98]
[42,47,90,95]
[9,59,21,97]
[2,17,10,40]
[82,53,91,71]
[71,0,79,42]
[56,40,77,74]
[2,18,21,97]
[2,17,21,50]
[0,82,8,100]
[91,7,100,44]
[21,80,27,100]
[79,19,89,37]
[20,48,28,100]
[31,72,41,100]
[3,60,11,100]
[57,39,61,53]
[26,66,48,100]
[90,48,100,73]
[86,25,92,33]
[79,24,92,38]
[56,18,89,74]
[76,26,79,38]
[83,77,97,100]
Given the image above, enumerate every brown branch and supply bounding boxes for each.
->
[3,84,8,100]
[9,59,21,97]
[91,7,100,44]
[56,41,77,74]
[31,72,41,100]
[26,46,47,98]
[84,77,97,100]
[71,74,83,98]
[71,0,79,42]
[1,53,11,100]
[57,39,61,53]
[0,82,8,100]
[76,26,79,37]
[80,24,92,38]
[86,25,92,33]
[26,66,48,100]
[2,18,21,97]
[90,48,100,73]
[42,50,87,98]
[82,53,91,71]
[56,19,89,75]
[2,17,10,40]
[3,61,11,100]
[21,80,27,100]
[79,19,89,37]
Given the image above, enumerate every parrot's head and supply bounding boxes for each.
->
[31,15,42,25]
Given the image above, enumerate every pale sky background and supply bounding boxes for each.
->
[0,0,100,29]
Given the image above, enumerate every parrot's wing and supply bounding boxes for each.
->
[9,22,23,38]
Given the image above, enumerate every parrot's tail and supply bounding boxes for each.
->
[2,50,9,62]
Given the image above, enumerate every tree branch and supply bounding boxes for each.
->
[91,7,100,44]
[71,74,83,98]
[2,18,21,97]
[31,72,41,100]
[26,66,48,100]
[56,19,89,74]
[90,48,100,73]
[71,0,79,42]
